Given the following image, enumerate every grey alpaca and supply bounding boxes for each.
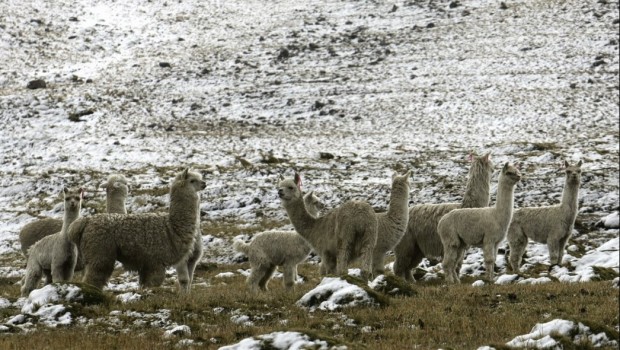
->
[21,187,83,296]
[19,173,129,256]
[68,168,205,292]
[233,192,324,292]
[278,173,378,279]
[372,170,412,276]
[508,160,582,271]
[392,153,494,281]
[438,163,521,284]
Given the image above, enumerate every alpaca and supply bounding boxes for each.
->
[507,160,582,271]
[438,162,521,284]
[19,173,129,256]
[101,174,129,214]
[372,170,412,276]
[68,168,205,291]
[21,187,83,296]
[233,191,324,292]
[392,153,494,281]
[278,173,378,279]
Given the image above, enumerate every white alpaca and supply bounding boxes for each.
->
[393,153,494,281]
[372,170,412,276]
[68,168,205,292]
[19,173,129,256]
[508,160,582,271]
[278,173,378,279]
[21,187,84,296]
[233,192,324,292]
[438,163,521,283]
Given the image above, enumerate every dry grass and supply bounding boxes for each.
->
[1,257,618,350]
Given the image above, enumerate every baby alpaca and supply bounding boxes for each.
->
[19,173,129,256]
[508,160,582,271]
[278,173,378,279]
[372,170,412,276]
[438,163,521,284]
[393,153,494,281]
[68,168,205,292]
[21,187,83,296]
[233,192,324,292]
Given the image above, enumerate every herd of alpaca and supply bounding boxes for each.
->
[17,156,583,296]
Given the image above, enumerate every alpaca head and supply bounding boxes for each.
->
[500,162,522,185]
[303,191,325,215]
[470,152,494,176]
[173,168,206,194]
[564,160,582,185]
[391,169,412,193]
[277,173,303,203]
[63,187,84,212]
[102,174,129,197]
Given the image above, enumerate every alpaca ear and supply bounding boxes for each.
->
[63,187,68,195]
[79,188,85,199]
[502,162,509,171]
[468,152,474,162]
[576,160,582,167]
[564,160,569,168]
[278,174,285,181]
[182,168,189,179]
[294,173,302,189]
[483,152,491,162]
[404,169,412,178]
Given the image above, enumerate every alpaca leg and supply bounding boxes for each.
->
[454,245,467,282]
[176,241,203,293]
[547,237,562,267]
[320,252,337,275]
[43,270,53,285]
[246,263,264,293]
[21,263,43,297]
[371,249,386,277]
[258,265,276,291]
[175,261,191,293]
[140,267,166,288]
[83,259,115,290]
[186,242,203,286]
[442,245,458,284]
[483,243,497,282]
[393,243,423,282]
[359,243,375,280]
[556,235,570,266]
[282,264,296,289]
[508,233,528,272]
[336,239,351,276]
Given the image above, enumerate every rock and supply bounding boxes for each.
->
[500,2,508,10]
[449,1,460,8]
[319,152,334,160]
[389,4,398,13]
[277,47,290,61]
[26,79,46,89]
[159,62,171,68]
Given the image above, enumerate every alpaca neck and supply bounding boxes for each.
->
[386,185,409,221]
[284,197,317,239]
[560,180,580,215]
[494,178,515,223]
[107,195,127,214]
[461,165,491,208]
[168,192,200,237]
[61,208,80,236]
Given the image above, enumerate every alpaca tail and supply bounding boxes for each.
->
[233,240,250,255]
[67,217,88,246]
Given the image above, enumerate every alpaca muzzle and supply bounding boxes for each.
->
[278,189,285,198]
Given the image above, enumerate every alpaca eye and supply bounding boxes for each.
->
[288,186,294,190]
